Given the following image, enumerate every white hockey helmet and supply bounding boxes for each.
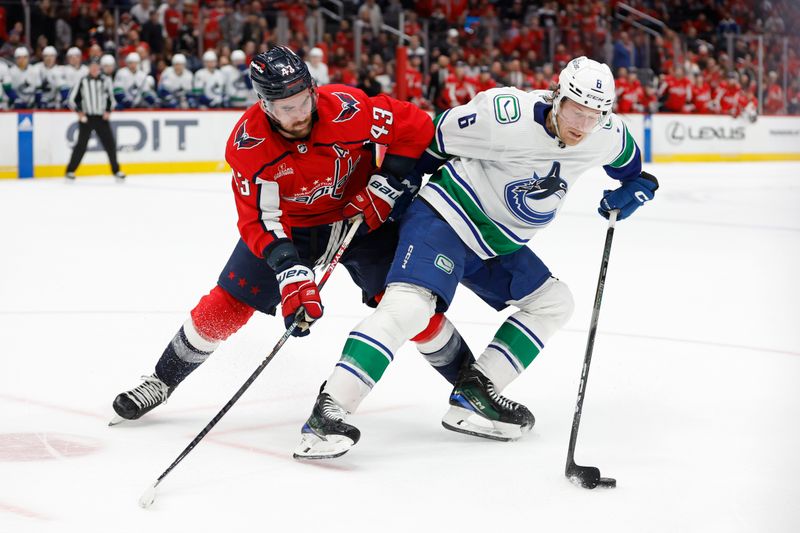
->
[202,50,218,63]
[14,46,29,58]
[230,49,246,64]
[100,54,116,67]
[554,56,615,133]
[67,47,82,57]
[126,52,141,63]
[172,53,187,65]
[43,46,57,57]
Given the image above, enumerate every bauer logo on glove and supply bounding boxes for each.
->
[342,173,405,230]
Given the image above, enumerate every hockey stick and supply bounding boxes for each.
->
[139,216,364,508]
[565,209,618,490]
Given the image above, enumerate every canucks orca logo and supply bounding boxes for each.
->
[233,119,265,150]
[504,162,568,226]
[332,92,361,123]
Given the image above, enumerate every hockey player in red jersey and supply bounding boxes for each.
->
[659,66,692,113]
[111,47,474,424]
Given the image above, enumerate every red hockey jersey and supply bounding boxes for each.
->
[225,84,434,258]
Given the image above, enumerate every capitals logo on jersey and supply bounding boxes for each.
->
[233,120,265,150]
[504,162,568,226]
[332,92,361,122]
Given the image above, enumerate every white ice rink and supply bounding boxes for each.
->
[1,162,798,533]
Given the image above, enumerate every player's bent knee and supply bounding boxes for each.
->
[190,285,256,342]
[378,283,436,339]
[516,277,574,328]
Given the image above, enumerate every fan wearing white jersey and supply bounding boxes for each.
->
[113,52,156,109]
[60,47,88,105]
[192,50,226,108]
[158,53,193,108]
[36,46,63,109]
[3,47,41,109]
[221,49,254,108]
[294,57,659,459]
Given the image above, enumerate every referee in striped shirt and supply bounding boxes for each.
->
[65,57,125,181]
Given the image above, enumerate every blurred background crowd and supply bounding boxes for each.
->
[0,0,797,115]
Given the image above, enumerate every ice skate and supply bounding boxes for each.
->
[109,374,173,425]
[293,392,360,459]
[442,364,535,441]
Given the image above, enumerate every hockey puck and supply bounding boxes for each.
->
[598,477,617,488]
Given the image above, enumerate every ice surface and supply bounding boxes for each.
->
[1,162,798,532]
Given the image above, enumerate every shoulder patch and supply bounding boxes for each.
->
[493,94,520,124]
[332,91,361,123]
[233,119,265,150]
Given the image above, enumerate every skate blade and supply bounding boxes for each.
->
[441,406,522,442]
[293,432,355,460]
[108,415,128,427]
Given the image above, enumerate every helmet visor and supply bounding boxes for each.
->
[263,88,316,124]
[559,98,603,133]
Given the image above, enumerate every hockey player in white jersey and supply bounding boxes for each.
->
[35,46,63,109]
[100,54,117,77]
[158,53,193,108]
[0,60,7,110]
[3,47,41,109]
[192,50,226,108]
[294,56,659,459]
[113,52,156,109]
[221,49,253,108]
[60,47,88,106]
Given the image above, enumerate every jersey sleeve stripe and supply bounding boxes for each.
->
[609,124,635,168]
[255,179,287,239]
[432,109,452,157]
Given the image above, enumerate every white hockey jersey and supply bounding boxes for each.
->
[221,64,253,108]
[60,64,89,96]
[35,63,63,108]
[0,62,8,109]
[158,66,193,108]
[421,88,642,259]
[114,67,156,108]
[192,67,226,108]
[3,65,42,108]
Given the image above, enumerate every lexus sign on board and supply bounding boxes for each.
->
[666,121,746,145]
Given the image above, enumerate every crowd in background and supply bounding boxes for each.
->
[0,0,797,115]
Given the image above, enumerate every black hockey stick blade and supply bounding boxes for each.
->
[566,460,616,489]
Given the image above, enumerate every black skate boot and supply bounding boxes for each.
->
[293,392,361,460]
[442,364,535,441]
[109,374,174,426]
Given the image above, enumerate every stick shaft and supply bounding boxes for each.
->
[566,211,617,467]
[152,217,363,486]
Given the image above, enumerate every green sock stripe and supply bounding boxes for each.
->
[493,322,540,368]
[342,337,391,383]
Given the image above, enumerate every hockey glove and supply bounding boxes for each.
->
[388,169,424,222]
[342,173,404,231]
[599,171,659,221]
[267,242,323,337]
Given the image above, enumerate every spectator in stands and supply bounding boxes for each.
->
[358,0,383,35]
[160,0,183,46]
[305,47,329,86]
[141,11,165,57]
[690,73,716,114]
[220,2,244,49]
[130,0,154,26]
[612,31,635,72]
[764,71,785,115]
[659,65,692,113]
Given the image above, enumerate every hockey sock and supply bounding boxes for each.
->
[413,314,474,385]
[155,319,221,387]
[475,278,574,392]
[324,283,435,412]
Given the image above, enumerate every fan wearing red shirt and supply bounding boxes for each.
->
[618,70,645,113]
[764,71,784,115]
[160,0,183,40]
[690,74,715,114]
[659,66,692,113]
[718,75,744,116]
[110,47,469,424]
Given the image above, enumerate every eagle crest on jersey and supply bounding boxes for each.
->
[504,162,568,226]
[332,92,361,123]
[233,119,265,150]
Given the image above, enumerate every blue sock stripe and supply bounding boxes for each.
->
[349,331,394,361]
[488,343,522,373]
[507,316,544,349]
[336,362,375,388]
